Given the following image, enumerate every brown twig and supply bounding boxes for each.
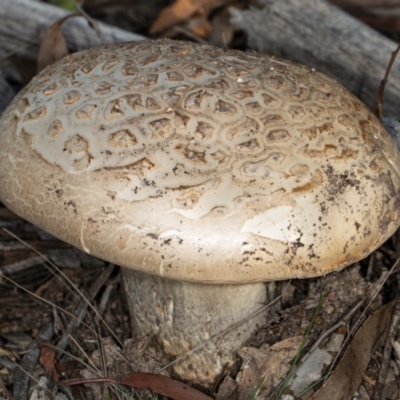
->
[376,42,400,122]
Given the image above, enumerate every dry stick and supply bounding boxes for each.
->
[96,324,109,398]
[13,323,53,400]
[56,263,115,351]
[366,254,375,280]
[95,283,114,324]
[0,256,45,277]
[0,239,70,251]
[376,42,400,122]
[11,361,55,400]
[372,297,400,400]
[75,4,108,45]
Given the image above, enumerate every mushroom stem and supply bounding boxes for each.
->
[122,269,267,386]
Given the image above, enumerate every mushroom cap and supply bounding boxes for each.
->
[1,39,400,283]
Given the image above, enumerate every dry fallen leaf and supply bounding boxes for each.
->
[310,300,395,400]
[39,343,58,382]
[63,372,213,400]
[259,336,304,390]
[236,336,303,399]
[37,14,78,73]
[150,0,229,34]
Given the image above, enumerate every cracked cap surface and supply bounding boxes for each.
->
[1,39,400,283]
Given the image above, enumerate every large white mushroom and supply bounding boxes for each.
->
[1,39,400,386]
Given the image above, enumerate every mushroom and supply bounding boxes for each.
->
[1,39,400,386]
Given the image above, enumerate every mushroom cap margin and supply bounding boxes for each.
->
[0,39,400,283]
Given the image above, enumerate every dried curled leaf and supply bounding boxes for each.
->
[64,372,213,400]
[37,14,79,73]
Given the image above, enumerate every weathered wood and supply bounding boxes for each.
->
[230,0,400,116]
[0,0,145,64]
[1,0,400,119]
[0,71,16,114]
